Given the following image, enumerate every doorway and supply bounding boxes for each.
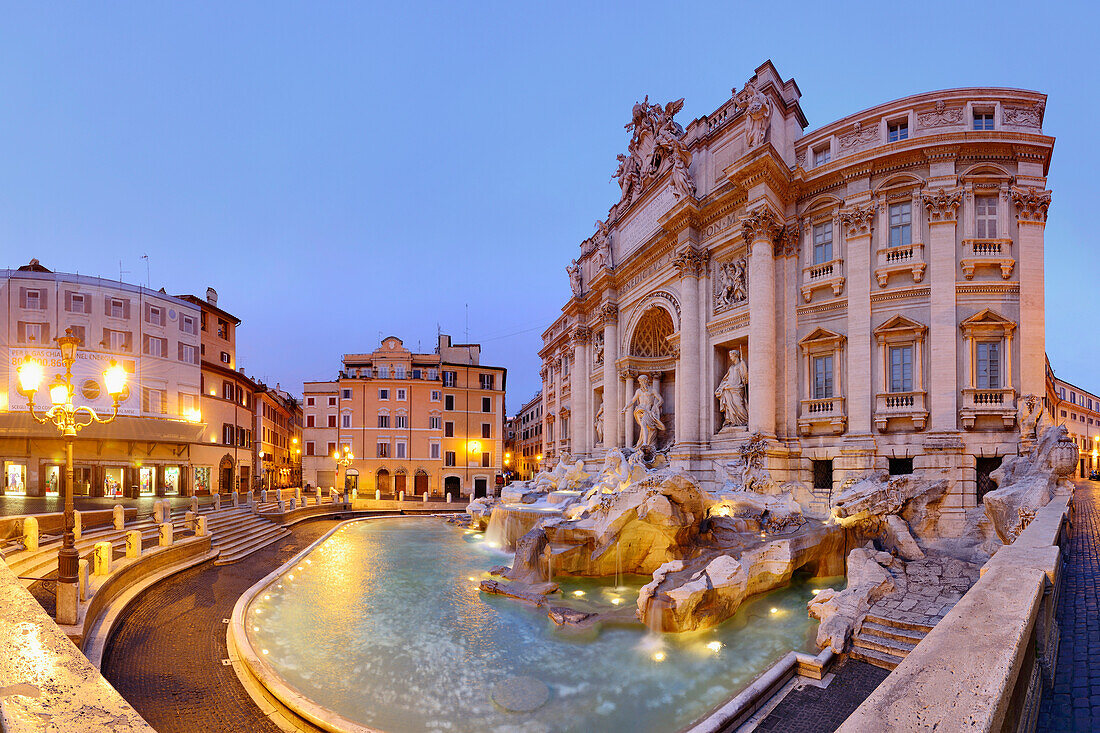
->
[45,465,61,496]
[414,470,429,496]
[376,468,391,495]
[105,468,124,499]
[5,463,27,495]
[474,477,488,498]
[164,467,180,496]
[219,456,234,495]
[395,471,407,496]
[139,467,156,496]
[444,476,460,497]
[345,468,359,491]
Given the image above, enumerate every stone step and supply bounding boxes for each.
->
[864,612,935,634]
[849,646,904,671]
[853,633,918,657]
[859,620,927,645]
[214,527,290,565]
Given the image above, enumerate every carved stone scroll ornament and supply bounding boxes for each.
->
[840,203,876,238]
[923,188,963,223]
[713,257,748,313]
[1002,102,1044,128]
[839,121,878,151]
[741,207,782,245]
[1012,187,1052,224]
[916,100,963,129]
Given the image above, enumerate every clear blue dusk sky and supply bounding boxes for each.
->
[1,2,1096,407]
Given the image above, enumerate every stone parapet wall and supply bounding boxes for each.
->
[838,493,1069,731]
[0,507,138,541]
[0,554,153,731]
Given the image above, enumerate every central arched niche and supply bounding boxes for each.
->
[630,307,674,357]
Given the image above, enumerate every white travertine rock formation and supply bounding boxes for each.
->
[809,547,897,653]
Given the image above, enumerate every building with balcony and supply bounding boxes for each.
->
[508,391,544,481]
[541,61,1053,534]
[254,383,302,490]
[1046,359,1100,479]
[301,334,506,499]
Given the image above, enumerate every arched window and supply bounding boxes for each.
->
[630,308,674,357]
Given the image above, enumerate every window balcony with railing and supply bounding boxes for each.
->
[960,387,1017,429]
[801,258,846,302]
[960,238,1014,280]
[873,390,928,432]
[874,242,926,287]
[798,396,846,435]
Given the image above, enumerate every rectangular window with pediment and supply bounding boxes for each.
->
[975,195,998,238]
[812,222,833,264]
[888,203,912,248]
[889,345,913,392]
[976,341,1001,389]
[813,355,834,399]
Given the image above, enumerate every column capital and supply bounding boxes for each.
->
[570,325,592,345]
[840,202,876,238]
[1012,186,1052,224]
[923,187,963,223]
[598,302,619,323]
[672,246,710,279]
[741,206,783,245]
[618,367,637,381]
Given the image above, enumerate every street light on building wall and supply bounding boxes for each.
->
[16,328,126,625]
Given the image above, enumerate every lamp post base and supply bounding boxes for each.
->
[56,580,79,626]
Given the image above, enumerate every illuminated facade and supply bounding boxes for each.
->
[301,334,506,498]
[542,61,1054,533]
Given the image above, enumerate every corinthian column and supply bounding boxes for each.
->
[742,207,781,437]
[1013,187,1051,399]
[600,304,620,448]
[571,325,591,458]
[673,247,706,449]
[841,202,876,435]
[924,188,962,431]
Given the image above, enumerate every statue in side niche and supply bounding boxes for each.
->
[716,350,749,427]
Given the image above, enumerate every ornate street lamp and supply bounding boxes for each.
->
[333,444,353,502]
[16,328,126,624]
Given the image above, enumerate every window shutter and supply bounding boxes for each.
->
[42,323,50,342]
[105,296,111,316]
[123,300,131,320]
[83,294,91,314]
[124,332,133,352]
[144,303,150,322]
[64,291,73,312]
[19,288,27,309]
[38,289,47,309]
[17,322,24,342]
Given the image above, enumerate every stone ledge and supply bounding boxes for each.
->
[0,556,154,732]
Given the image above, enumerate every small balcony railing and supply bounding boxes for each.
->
[960,238,1015,280]
[798,396,847,435]
[875,242,926,287]
[800,258,846,302]
[960,387,1017,429]
[873,390,928,432]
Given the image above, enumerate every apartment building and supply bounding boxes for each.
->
[1047,359,1100,478]
[255,383,303,489]
[302,334,506,498]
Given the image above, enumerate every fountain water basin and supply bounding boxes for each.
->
[238,517,832,733]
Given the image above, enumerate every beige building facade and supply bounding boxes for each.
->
[302,335,506,498]
[1046,359,1100,479]
[542,61,1053,534]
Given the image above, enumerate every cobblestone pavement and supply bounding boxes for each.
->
[749,659,891,732]
[1038,481,1100,731]
[868,555,981,627]
[101,519,340,733]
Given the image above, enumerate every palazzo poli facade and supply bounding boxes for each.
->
[541,61,1053,533]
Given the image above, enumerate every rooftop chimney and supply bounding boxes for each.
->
[206,287,218,305]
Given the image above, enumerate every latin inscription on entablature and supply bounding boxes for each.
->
[618,186,675,257]
[623,251,674,293]
[703,213,738,241]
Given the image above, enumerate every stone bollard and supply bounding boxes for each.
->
[113,504,125,530]
[74,511,82,541]
[423,493,429,503]
[153,499,168,524]
[185,510,196,532]
[196,516,208,537]
[295,488,301,502]
[289,498,296,511]
[78,559,90,602]
[399,490,405,502]
[277,499,285,512]
[352,489,357,500]
[375,489,381,501]
[214,494,221,511]
[190,496,199,514]
[233,492,240,507]
[446,492,452,504]
[158,522,173,547]
[23,516,39,552]
[246,492,253,505]
[93,541,113,576]
[261,490,268,503]
[126,530,142,558]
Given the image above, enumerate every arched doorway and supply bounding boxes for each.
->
[444,475,460,497]
[394,468,407,496]
[218,455,235,495]
[345,468,359,491]
[377,468,391,495]
[414,469,429,496]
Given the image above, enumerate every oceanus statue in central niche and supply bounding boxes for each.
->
[623,373,665,450]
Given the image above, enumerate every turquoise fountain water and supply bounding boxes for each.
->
[245,518,833,733]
